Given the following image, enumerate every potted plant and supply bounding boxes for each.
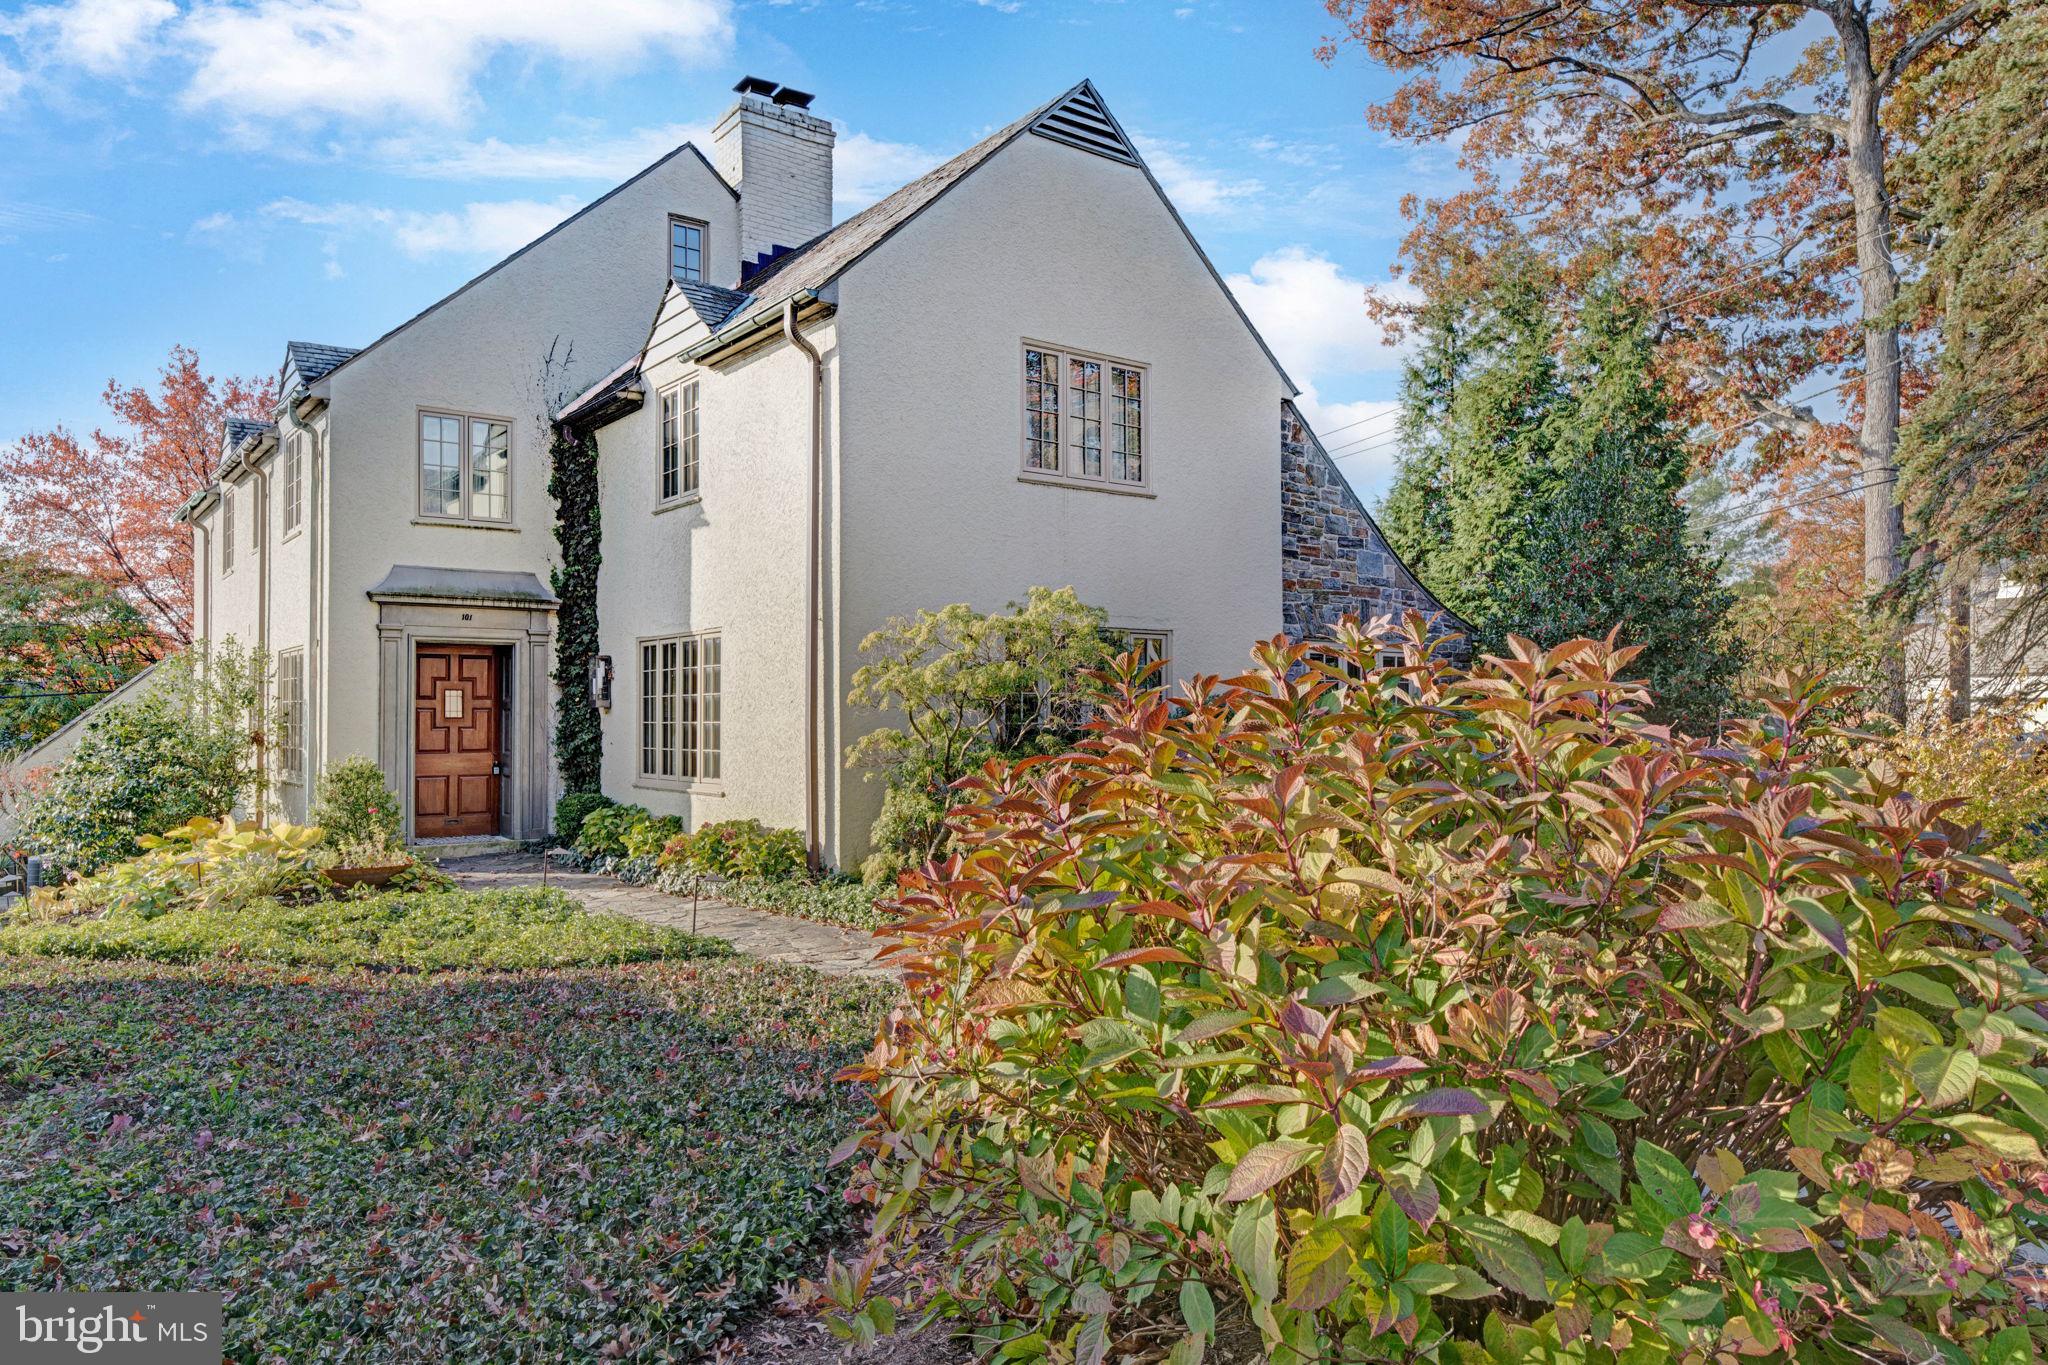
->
[310,757,413,889]
[321,833,414,889]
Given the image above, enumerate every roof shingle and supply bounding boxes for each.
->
[285,341,359,384]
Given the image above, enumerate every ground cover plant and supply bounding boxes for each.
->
[837,615,2048,1363]
[0,885,713,971]
[0,954,897,1360]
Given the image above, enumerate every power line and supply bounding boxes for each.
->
[0,686,118,704]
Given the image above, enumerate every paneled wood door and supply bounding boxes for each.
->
[414,645,504,838]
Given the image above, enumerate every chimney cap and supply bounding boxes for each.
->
[733,75,778,96]
[771,85,816,109]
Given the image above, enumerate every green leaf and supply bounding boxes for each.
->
[1783,896,1849,959]
[1908,1045,1980,1110]
[1559,1216,1589,1273]
[1223,1140,1319,1203]
[1940,1114,2045,1162]
[1175,1011,1251,1044]
[1594,1230,1672,1282]
[1981,1325,2036,1365]
[1459,1215,1551,1302]
[1227,1201,1279,1303]
[1076,1018,1148,1071]
[1880,971,1960,1011]
[1632,1139,1701,1216]
[1285,1222,1354,1310]
[1372,1198,1410,1273]
[1178,1279,1215,1341]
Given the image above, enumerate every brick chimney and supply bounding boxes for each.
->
[714,77,835,276]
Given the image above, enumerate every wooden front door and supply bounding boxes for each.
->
[414,645,504,838]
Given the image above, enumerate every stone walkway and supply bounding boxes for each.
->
[441,852,890,979]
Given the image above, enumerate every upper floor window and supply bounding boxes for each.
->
[659,380,702,503]
[669,216,706,284]
[1021,344,1146,489]
[420,411,511,523]
[221,485,236,574]
[638,631,722,786]
[281,432,304,538]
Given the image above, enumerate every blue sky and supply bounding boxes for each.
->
[0,0,1458,503]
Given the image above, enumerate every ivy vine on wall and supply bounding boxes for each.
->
[548,422,602,795]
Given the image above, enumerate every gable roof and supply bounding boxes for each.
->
[707,98,1055,339]
[702,80,1295,394]
[312,141,732,391]
[285,341,358,385]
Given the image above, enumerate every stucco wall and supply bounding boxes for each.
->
[826,131,1289,867]
[591,296,827,834]
[299,148,739,824]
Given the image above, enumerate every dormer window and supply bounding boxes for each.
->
[670,216,706,284]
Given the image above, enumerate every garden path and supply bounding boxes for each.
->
[441,851,891,979]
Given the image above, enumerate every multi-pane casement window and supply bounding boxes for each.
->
[420,411,511,523]
[281,433,304,538]
[277,649,306,783]
[1022,344,1147,488]
[669,217,705,284]
[638,632,723,786]
[221,486,236,574]
[658,380,701,503]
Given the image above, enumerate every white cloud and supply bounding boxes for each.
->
[1225,247,1413,379]
[0,60,23,107]
[3,0,176,74]
[1131,133,1261,216]
[173,0,731,129]
[1227,248,1418,506]
[834,131,940,213]
[260,194,581,260]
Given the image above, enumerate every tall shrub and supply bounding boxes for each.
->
[837,615,2047,1362]
[845,586,1112,885]
[17,646,265,875]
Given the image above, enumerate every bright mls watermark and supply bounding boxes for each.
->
[2,1294,220,1362]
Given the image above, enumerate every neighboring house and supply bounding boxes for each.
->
[177,77,1457,866]
[1906,569,2048,728]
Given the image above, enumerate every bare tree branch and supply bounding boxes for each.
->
[1879,2,1982,91]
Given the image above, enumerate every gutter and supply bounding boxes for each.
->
[782,297,826,873]
[688,290,831,366]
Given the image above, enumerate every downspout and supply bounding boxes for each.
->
[237,440,272,813]
[783,299,824,872]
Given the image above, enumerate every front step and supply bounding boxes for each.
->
[410,835,522,862]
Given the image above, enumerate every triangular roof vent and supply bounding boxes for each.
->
[1029,83,1139,166]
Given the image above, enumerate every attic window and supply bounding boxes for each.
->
[670,216,705,284]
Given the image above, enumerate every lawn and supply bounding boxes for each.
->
[0,886,719,970]
[0,944,895,1359]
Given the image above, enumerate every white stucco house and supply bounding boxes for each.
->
[173,77,1454,868]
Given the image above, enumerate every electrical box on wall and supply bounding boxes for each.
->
[589,654,613,711]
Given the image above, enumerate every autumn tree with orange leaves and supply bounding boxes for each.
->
[0,346,274,648]
[1323,0,1994,716]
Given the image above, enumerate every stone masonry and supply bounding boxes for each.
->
[1280,400,1467,647]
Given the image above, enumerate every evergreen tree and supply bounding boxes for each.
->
[1381,256,1564,630]
[1383,277,1743,729]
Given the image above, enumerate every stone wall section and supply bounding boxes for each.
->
[1279,401,1467,648]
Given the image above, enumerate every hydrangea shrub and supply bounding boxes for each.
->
[837,616,2048,1363]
